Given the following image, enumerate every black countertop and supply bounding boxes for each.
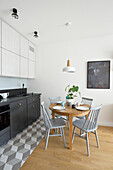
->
[0,93,41,106]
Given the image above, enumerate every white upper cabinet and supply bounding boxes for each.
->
[2,49,19,77]
[29,42,35,61]
[20,57,28,78]
[2,21,20,55]
[0,48,1,75]
[0,19,1,47]
[0,20,36,79]
[29,60,35,78]
[20,36,29,58]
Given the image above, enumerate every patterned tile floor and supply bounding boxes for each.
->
[0,117,46,170]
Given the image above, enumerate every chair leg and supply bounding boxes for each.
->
[45,129,50,150]
[72,126,76,143]
[61,128,66,148]
[66,117,69,129]
[45,131,47,139]
[95,130,99,148]
[86,132,90,156]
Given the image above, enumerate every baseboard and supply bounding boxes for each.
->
[98,122,113,127]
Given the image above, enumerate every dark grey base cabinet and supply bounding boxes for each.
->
[27,95,40,125]
[10,99,27,138]
[10,94,41,138]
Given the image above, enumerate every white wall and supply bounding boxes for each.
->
[28,34,113,127]
[0,77,27,90]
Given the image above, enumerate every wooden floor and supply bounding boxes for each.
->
[21,126,113,170]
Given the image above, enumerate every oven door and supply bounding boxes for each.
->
[0,105,10,131]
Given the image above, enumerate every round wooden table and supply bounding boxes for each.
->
[49,104,90,149]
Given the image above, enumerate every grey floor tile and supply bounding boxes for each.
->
[0,144,12,156]
[16,148,30,160]
[0,161,5,170]
[8,138,20,145]
[24,141,37,150]
[20,136,31,144]
[4,158,21,170]
[31,134,42,142]
[16,131,26,139]
[26,131,36,137]
[0,150,16,163]
[11,142,24,152]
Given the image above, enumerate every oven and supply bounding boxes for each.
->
[0,104,10,146]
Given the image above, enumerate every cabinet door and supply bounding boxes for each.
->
[2,21,19,55]
[20,57,28,78]
[0,19,1,47]
[28,103,37,125]
[2,49,19,77]
[29,42,35,61]
[0,48,1,75]
[20,36,29,58]
[29,60,35,78]
[37,95,40,118]
[10,99,27,138]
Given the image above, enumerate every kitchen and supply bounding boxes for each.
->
[0,0,113,170]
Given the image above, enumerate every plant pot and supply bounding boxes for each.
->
[66,99,75,106]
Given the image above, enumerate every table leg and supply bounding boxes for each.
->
[69,115,72,150]
[52,111,55,119]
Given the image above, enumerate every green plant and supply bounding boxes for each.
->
[65,85,81,99]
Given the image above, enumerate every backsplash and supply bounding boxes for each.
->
[0,77,27,90]
[0,88,27,97]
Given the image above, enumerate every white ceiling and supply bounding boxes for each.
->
[0,0,113,45]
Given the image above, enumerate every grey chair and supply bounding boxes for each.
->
[49,97,69,127]
[72,104,102,156]
[81,97,93,106]
[77,97,93,119]
[49,96,62,118]
[41,101,66,150]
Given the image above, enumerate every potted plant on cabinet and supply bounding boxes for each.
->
[65,85,81,106]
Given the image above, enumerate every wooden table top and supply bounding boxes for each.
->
[49,104,90,117]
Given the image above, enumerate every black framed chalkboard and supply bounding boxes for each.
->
[87,61,110,89]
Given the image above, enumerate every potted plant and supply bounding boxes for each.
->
[65,85,81,106]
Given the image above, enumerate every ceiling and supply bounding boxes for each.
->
[0,0,113,45]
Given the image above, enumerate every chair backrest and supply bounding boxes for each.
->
[41,101,52,128]
[81,97,93,106]
[49,96,61,104]
[82,104,102,131]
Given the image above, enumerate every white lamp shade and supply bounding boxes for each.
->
[63,66,75,73]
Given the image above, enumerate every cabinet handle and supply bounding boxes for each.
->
[32,105,35,108]
[19,103,22,106]
[33,98,35,101]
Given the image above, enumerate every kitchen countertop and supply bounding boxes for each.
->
[0,93,41,106]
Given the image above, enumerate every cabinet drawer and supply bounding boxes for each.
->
[10,99,26,110]
[27,96,38,104]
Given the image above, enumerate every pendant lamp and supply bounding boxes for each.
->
[63,60,75,73]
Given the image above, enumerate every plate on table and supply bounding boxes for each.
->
[57,101,62,104]
[53,106,65,110]
[75,106,89,111]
